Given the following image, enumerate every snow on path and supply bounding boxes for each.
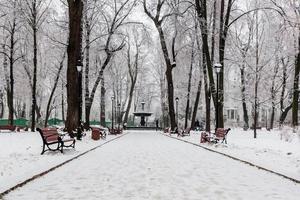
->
[0,131,120,193]
[5,131,300,200]
[179,129,300,180]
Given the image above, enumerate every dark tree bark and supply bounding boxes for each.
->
[280,103,292,125]
[61,81,65,122]
[240,61,249,130]
[66,0,84,134]
[84,8,92,129]
[217,0,233,128]
[280,57,288,117]
[269,59,279,130]
[195,0,217,109]
[185,43,195,129]
[292,33,300,127]
[8,14,16,126]
[0,92,3,118]
[44,52,66,127]
[253,10,259,138]
[100,73,106,127]
[195,0,233,129]
[191,80,202,130]
[30,0,38,131]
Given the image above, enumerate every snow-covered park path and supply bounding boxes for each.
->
[5,131,300,200]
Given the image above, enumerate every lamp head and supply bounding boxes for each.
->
[76,65,82,72]
[214,63,222,73]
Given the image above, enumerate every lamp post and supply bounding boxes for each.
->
[175,97,179,127]
[111,96,114,130]
[214,63,222,130]
[76,61,83,140]
[117,103,121,129]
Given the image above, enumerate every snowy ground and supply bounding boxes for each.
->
[0,130,121,194]
[175,128,300,181]
[3,131,300,200]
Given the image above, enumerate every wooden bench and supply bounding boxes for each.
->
[91,127,106,140]
[178,128,191,137]
[37,128,76,155]
[109,128,123,135]
[200,128,231,144]
[0,125,17,132]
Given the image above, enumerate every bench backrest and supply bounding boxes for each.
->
[215,128,230,138]
[37,128,59,143]
[0,125,16,131]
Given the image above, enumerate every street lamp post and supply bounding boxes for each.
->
[175,97,179,127]
[111,96,114,130]
[76,62,83,140]
[214,63,222,131]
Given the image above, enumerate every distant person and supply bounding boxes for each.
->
[123,123,127,130]
[156,119,159,131]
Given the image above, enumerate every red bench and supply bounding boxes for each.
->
[109,128,123,135]
[91,127,106,140]
[178,128,191,137]
[0,125,17,132]
[200,128,231,144]
[37,128,76,155]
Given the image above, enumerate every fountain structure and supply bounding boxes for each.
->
[133,102,152,127]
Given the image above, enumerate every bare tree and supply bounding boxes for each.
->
[65,0,84,134]
[143,0,183,130]
[19,0,50,130]
[83,0,135,128]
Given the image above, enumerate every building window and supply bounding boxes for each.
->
[227,109,236,120]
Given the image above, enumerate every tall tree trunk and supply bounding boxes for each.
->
[217,0,233,128]
[191,80,202,130]
[280,103,293,124]
[279,57,288,120]
[9,15,16,126]
[254,10,259,138]
[100,72,106,127]
[240,62,249,130]
[195,0,217,109]
[123,44,138,125]
[84,11,91,129]
[292,32,300,128]
[31,0,38,131]
[0,92,3,118]
[270,59,279,130]
[66,0,84,134]
[61,81,65,122]
[44,52,66,127]
[156,24,176,130]
[185,44,195,129]
[2,44,10,118]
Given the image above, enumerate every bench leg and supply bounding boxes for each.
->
[60,142,64,153]
[41,144,46,155]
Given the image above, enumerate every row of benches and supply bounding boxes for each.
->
[165,127,231,144]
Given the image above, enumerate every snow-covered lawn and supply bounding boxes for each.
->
[0,130,122,193]
[175,128,300,181]
[3,131,300,200]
